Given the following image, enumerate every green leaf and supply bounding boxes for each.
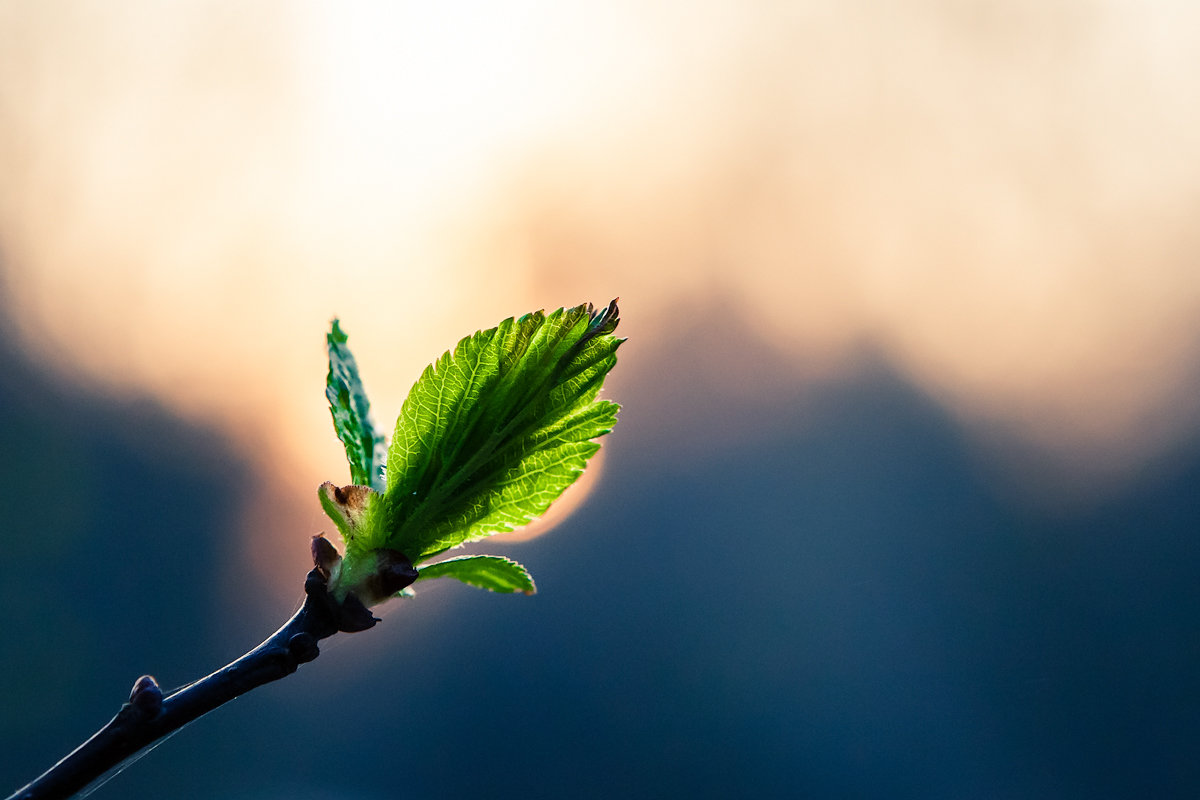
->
[326,319,387,491]
[362,300,622,563]
[418,555,536,594]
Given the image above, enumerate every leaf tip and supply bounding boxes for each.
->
[588,298,620,336]
[328,317,348,344]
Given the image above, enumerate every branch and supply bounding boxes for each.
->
[6,568,365,800]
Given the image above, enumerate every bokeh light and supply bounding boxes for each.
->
[4,3,1200,797]
[4,2,1199,503]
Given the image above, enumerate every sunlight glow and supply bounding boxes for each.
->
[3,0,1200,585]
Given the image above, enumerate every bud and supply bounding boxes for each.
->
[360,549,419,602]
[311,534,341,580]
[129,674,162,717]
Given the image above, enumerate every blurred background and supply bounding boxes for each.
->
[1,1,1199,797]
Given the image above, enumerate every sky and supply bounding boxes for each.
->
[1,2,1199,797]
[4,1,1200,493]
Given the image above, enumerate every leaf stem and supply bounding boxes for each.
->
[5,569,343,800]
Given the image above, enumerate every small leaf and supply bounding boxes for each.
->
[368,300,623,562]
[318,481,385,547]
[418,555,536,594]
[326,319,387,491]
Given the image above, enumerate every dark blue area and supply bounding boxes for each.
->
[2,314,1198,799]
[0,314,250,796]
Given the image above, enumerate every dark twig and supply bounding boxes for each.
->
[6,569,355,800]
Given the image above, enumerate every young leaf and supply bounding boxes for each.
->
[418,555,536,594]
[365,300,622,563]
[317,481,384,546]
[326,319,387,492]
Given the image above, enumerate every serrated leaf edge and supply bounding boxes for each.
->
[417,554,537,595]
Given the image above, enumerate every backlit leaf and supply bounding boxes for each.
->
[364,300,622,563]
[326,319,387,491]
[418,555,536,594]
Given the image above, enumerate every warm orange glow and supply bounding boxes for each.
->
[3,1,1200,587]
